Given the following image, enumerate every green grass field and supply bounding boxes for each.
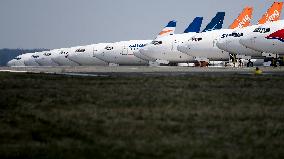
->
[0,72,284,159]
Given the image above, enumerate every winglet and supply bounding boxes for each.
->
[184,17,203,33]
[157,20,177,38]
[229,7,253,29]
[202,12,225,32]
[258,2,283,24]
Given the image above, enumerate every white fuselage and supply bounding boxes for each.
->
[7,53,41,67]
[177,29,231,61]
[35,51,59,66]
[22,53,40,66]
[7,54,26,67]
[216,25,264,57]
[139,33,196,63]
[95,40,150,65]
[67,43,109,66]
[51,47,80,66]
[240,20,284,55]
[133,49,156,62]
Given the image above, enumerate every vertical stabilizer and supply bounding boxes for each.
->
[229,7,253,29]
[202,12,225,32]
[258,2,283,24]
[184,17,203,33]
[157,20,177,38]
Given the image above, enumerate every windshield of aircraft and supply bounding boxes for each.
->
[253,28,271,33]
[191,37,203,41]
[105,46,114,50]
[43,52,52,56]
[14,57,21,60]
[151,41,162,45]
[75,49,86,52]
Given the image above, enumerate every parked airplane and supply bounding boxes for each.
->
[94,21,177,65]
[67,43,110,66]
[177,7,254,61]
[23,53,40,66]
[51,47,80,66]
[7,54,27,67]
[139,13,226,63]
[133,20,177,62]
[34,51,59,66]
[240,20,284,55]
[216,2,283,58]
[94,40,151,65]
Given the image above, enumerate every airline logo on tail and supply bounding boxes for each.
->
[229,7,253,29]
[258,2,283,24]
[202,12,225,32]
[266,29,284,42]
[159,30,174,36]
[184,17,203,33]
[157,20,177,37]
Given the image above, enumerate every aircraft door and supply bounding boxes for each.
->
[172,39,178,51]
[251,37,256,45]
[213,39,218,47]
[122,45,128,55]
[93,47,97,57]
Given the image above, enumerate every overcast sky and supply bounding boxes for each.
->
[0,0,282,49]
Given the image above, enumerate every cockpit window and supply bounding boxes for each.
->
[14,57,21,60]
[75,49,86,52]
[43,52,51,56]
[151,41,162,45]
[32,55,39,58]
[253,28,271,33]
[105,46,114,50]
[191,38,202,41]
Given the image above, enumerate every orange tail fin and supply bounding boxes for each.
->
[229,7,253,29]
[258,2,283,24]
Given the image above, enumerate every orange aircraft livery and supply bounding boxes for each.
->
[229,7,253,29]
[159,29,174,36]
[258,2,283,24]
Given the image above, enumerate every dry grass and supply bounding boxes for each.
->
[0,72,284,159]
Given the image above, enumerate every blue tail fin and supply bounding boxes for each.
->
[184,17,203,33]
[202,12,225,32]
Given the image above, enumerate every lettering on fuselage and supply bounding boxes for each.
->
[253,28,271,33]
[221,32,244,38]
[129,43,147,51]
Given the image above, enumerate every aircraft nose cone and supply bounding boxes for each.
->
[239,37,253,49]
[67,53,79,62]
[139,48,148,56]
[93,51,106,60]
[177,44,188,54]
[216,40,227,51]
[7,60,14,67]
